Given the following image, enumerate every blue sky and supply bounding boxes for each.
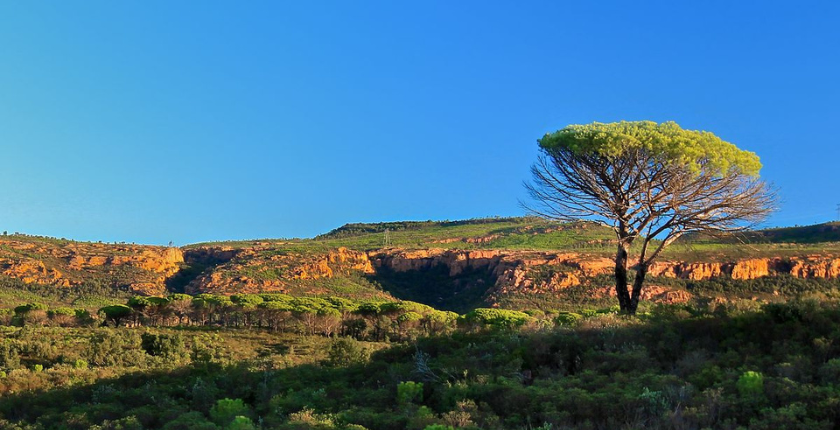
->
[1,1,838,245]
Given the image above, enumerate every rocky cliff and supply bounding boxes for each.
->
[183,246,380,297]
[2,232,839,308]
[366,249,840,307]
[0,237,184,295]
[182,245,839,309]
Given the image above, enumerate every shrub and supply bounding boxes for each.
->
[161,412,218,430]
[226,416,257,430]
[581,309,598,317]
[460,308,532,330]
[210,398,252,426]
[287,407,335,427]
[737,371,765,398]
[327,338,370,367]
[554,312,582,326]
[818,358,840,385]
[141,333,188,361]
[397,381,423,405]
[0,343,20,370]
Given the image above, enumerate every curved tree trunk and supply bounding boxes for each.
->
[614,243,632,312]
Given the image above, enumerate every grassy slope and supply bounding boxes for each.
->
[191,217,840,257]
[189,218,617,252]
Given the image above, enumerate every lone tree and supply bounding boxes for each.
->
[525,121,774,314]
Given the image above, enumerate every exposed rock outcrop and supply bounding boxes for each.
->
[789,256,840,279]
[594,285,693,304]
[0,237,184,294]
[730,259,772,280]
[185,247,376,296]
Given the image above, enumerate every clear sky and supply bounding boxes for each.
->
[1,1,838,245]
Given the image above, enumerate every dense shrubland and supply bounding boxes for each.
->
[0,297,839,429]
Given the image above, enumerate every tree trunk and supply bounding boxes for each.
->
[629,262,648,314]
[614,243,632,312]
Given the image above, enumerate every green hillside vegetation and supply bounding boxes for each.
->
[1,299,840,429]
[0,277,133,311]
[1,219,840,428]
[188,218,618,252]
[687,222,840,244]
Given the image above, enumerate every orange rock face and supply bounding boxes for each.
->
[0,237,184,294]
[730,259,771,280]
[1,259,69,287]
[788,257,840,279]
[186,247,376,295]
[680,263,725,281]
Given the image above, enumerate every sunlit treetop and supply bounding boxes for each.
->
[538,121,763,177]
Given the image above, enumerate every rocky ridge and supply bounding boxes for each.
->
[184,246,840,306]
[2,233,839,308]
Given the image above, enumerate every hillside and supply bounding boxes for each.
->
[1,219,840,313]
[187,217,618,252]
[0,234,184,309]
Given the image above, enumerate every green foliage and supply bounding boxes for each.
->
[141,333,189,361]
[2,299,840,429]
[0,342,20,370]
[327,338,370,367]
[580,309,598,317]
[460,308,532,330]
[47,307,76,318]
[167,293,193,302]
[209,398,251,426]
[397,312,423,323]
[230,294,264,308]
[99,305,132,325]
[225,416,256,430]
[85,329,146,367]
[14,303,48,314]
[396,381,423,405]
[161,412,219,430]
[737,371,765,397]
[553,311,582,326]
[539,121,762,177]
[818,358,840,385]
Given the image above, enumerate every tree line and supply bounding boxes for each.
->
[4,294,557,342]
